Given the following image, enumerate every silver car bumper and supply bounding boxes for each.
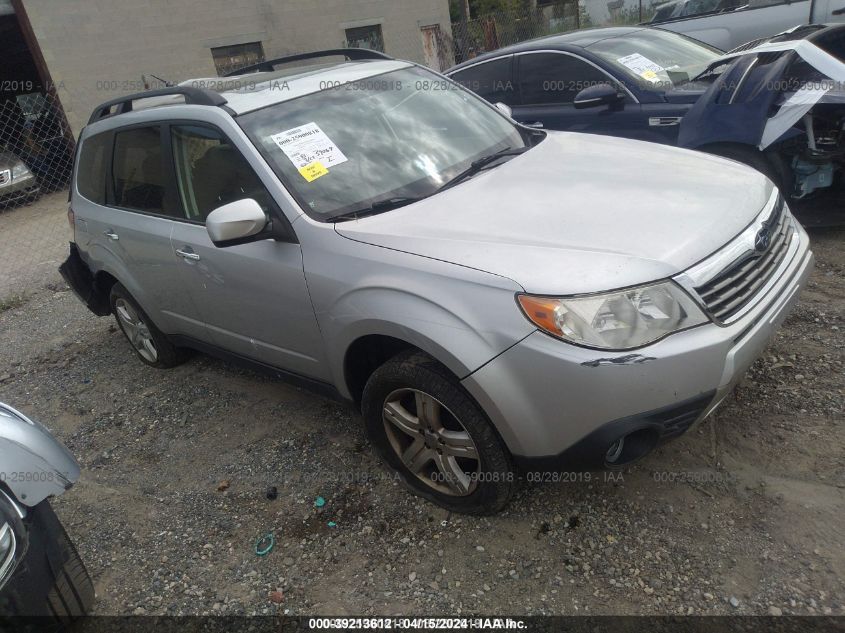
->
[462,220,814,465]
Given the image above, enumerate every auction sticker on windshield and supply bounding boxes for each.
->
[270,122,348,181]
[617,53,664,82]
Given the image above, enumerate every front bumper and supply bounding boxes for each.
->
[0,175,39,206]
[461,222,814,467]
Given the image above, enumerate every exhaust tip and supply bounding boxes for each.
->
[604,428,658,467]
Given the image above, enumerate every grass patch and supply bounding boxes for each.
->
[0,292,29,313]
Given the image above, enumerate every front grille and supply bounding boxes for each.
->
[0,169,10,187]
[695,199,793,323]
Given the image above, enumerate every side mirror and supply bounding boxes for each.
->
[573,84,623,110]
[494,102,513,118]
[206,198,269,247]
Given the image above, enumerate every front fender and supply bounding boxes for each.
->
[314,273,533,398]
[0,403,80,507]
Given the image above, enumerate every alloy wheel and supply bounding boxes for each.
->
[115,299,158,363]
[382,388,481,496]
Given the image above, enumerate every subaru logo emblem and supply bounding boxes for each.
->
[754,227,771,252]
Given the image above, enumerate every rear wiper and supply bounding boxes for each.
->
[438,147,530,192]
[330,196,424,222]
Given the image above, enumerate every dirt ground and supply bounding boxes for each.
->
[0,197,842,616]
[0,192,70,300]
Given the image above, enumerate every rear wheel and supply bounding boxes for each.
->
[109,283,188,368]
[362,351,516,515]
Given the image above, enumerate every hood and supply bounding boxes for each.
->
[336,132,773,295]
[679,31,845,149]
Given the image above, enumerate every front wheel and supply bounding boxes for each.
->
[0,500,94,622]
[362,351,516,515]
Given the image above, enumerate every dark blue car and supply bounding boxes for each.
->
[446,24,845,224]
[446,27,718,147]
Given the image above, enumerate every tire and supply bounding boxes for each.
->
[0,500,94,624]
[109,282,188,368]
[706,144,787,192]
[362,351,516,515]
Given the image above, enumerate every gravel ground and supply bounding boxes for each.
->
[0,225,842,617]
[0,191,69,299]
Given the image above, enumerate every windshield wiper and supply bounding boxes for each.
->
[330,147,530,222]
[438,147,530,192]
[330,196,425,222]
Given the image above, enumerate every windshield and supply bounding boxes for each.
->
[239,65,527,220]
[588,29,722,89]
[650,2,684,21]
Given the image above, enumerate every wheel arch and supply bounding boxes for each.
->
[0,403,81,507]
[320,277,534,404]
[340,322,480,406]
[82,242,157,321]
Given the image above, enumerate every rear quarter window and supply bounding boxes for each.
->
[75,133,110,204]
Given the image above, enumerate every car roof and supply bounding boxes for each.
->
[447,26,650,72]
[130,59,413,117]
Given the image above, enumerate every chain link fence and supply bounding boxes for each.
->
[449,2,581,65]
[0,91,74,304]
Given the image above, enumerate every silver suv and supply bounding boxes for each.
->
[62,49,814,514]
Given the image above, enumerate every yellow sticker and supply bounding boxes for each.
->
[298,161,328,182]
[641,70,659,82]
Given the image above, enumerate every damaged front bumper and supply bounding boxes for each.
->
[461,218,814,471]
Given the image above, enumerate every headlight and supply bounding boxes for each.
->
[11,163,32,180]
[517,281,709,350]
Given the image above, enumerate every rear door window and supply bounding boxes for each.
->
[111,126,168,214]
[76,132,110,204]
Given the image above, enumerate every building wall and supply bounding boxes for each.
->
[21,0,451,135]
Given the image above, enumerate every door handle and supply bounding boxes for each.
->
[103,230,119,241]
[833,6,844,14]
[649,116,683,127]
[522,121,544,128]
[175,248,200,261]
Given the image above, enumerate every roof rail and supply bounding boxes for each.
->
[224,48,393,77]
[88,86,228,124]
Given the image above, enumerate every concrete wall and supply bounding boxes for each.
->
[21,0,451,135]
